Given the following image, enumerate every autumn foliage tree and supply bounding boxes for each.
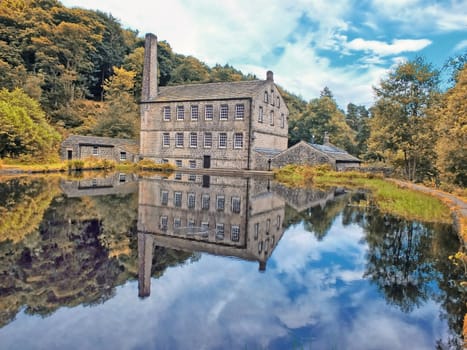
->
[368,57,440,182]
[434,64,467,186]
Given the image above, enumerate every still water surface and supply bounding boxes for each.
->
[0,172,464,349]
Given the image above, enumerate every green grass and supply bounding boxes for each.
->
[274,165,452,223]
[0,158,175,174]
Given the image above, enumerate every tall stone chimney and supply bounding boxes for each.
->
[142,33,158,101]
[323,131,331,145]
[266,70,274,82]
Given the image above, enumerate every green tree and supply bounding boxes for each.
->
[0,88,61,160]
[289,88,356,152]
[346,103,370,157]
[368,57,440,181]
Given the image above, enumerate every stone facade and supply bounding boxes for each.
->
[140,33,288,171]
[61,135,138,163]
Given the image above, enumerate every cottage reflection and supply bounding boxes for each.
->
[137,174,286,297]
[60,172,138,197]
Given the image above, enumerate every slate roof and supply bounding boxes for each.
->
[308,142,361,163]
[153,80,269,102]
[63,135,138,153]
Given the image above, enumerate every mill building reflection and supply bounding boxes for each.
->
[137,173,286,297]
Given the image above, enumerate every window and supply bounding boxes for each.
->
[219,133,227,148]
[175,132,184,147]
[92,146,98,156]
[254,223,259,239]
[188,174,196,181]
[174,191,182,207]
[205,105,213,120]
[231,197,241,213]
[188,219,195,232]
[190,132,198,148]
[187,192,195,209]
[175,159,182,168]
[220,104,228,120]
[163,133,170,147]
[264,91,268,103]
[258,241,263,253]
[204,132,212,148]
[277,96,280,107]
[269,110,274,126]
[234,133,243,149]
[189,160,196,169]
[119,173,126,182]
[280,113,285,128]
[160,216,168,231]
[235,104,244,119]
[216,195,225,211]
[175,172,182,180]
[177,105,184,120]
[161,190,169,205]
[201,222,209,235]
[163,106,171,121]
[191,105,199,120]
[202,194,210,210]
[276,215,281,229]
[92,178,97,187]
[231,225,240,241]
[271,90,275,105]
[120,152,126,161]
[162,159,169,164]
[266,218,270,233]
[174,217,181,230]
[265,238,269,252]
[216,224,224,239]
[258,106,263,123]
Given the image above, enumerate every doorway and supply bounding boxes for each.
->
[203,155,211,169]
[67,150,73,160]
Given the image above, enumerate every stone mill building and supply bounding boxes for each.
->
[139,33,289,171]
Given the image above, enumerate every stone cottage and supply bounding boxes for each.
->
[272,133,361,170]
[61,135,138,163]
[139,33,289,171]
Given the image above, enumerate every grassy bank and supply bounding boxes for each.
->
[0,158,175,174]
[274,164,452,224]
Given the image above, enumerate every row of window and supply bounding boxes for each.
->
[258,107,285,128]
[162,132,244,149]
[159,216,241,242]
[163,104,245,121]
[90,147,127,161]
[264,89,281,108]
[160,190,241,212]
[158,215,278,254]
[161,102,285,128]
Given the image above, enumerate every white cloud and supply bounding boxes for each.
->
[58,0,466,108]
[370,0,467,32]
[346,38,432,56]
[454,39,467,52]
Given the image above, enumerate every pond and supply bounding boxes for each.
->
[0,172,464,349]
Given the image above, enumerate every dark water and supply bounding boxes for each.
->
[0,173,464,349]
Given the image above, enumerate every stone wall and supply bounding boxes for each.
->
[272,142,331,169]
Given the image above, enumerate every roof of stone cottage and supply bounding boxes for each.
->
[307,142,361,163]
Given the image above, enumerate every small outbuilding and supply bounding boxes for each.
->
[61,135,139,163]
[272,134,361,170]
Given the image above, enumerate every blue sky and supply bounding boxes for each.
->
[60,0,467,108]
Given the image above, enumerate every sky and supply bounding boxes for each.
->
[60,0,467,108]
